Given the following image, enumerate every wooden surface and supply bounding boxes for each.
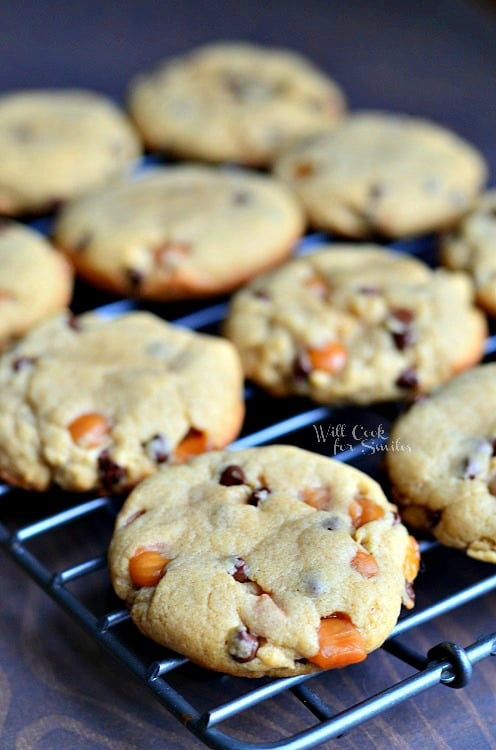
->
[1,1,496,748]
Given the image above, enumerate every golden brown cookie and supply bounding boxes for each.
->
[0,311,244,492]
[441,190,496,315]
[387,364,496,564]
[0,220,73,350]
[109,445,419,677]
[0,89,141,216]
[224,246,486,405]
[127,42,345,166]
[53,165,304,299]
[274,112,487,238]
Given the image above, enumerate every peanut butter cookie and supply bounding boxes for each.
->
[109,445,419,677]
[274,112,487,238]
[224,246,486,405]
[128,42,345,166]
[0,311,244,492]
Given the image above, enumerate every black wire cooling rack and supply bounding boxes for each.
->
[1,231,496,749]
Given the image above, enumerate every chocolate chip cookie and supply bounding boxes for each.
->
[0,220,73,350]
[387,364,496,563]
[53,165,304,299]
[127,42,346,166]
[0,89,141,216]
[224,246,486,405]
[109,445,419,677]
[0,311,244,492]
[274,112,487,238]
[441,190,496,315]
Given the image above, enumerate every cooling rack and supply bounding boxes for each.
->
[1,230,495,750]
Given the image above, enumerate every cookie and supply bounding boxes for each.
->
[127,42,346,166]
[109,445,419,678]
[441,190,496,315]
[224,246,486,405]
[274,112,487,238]
[0,311,244,492]
[0,89,141,216]
[0,221,73,351]
[53,165,304,299]
[387,364,496,564]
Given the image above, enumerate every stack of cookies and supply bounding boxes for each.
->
[1,40,494,679]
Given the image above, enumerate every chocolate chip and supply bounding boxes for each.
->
[293,351,312,380]
[232,557,250,583]
[491,438,496,457]
[368,183,385,200]
[98,450,126,492]
[321,515,343,531]
[12,356,36,372]
[10,123,33,142]
[248,486,270,506]
[462,440,492,479]
[488,477,496,496]
[74,231,93,253]
[395,367,418,390]
[126,268,144,290]
[219,464,247,486]
[144,434,169,464]
[393,329,416,351]
[358,285,382,295]
[67,314,82,331]
[429,510,442,528]
[254,289,270,301]
[233,190,251,205]
[227,628,260,663]
[390,308,414,326]
[45,198,65,214]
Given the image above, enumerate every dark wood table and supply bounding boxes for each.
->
[1,1,495,748]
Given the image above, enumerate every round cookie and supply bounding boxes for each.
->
[387,364,496,564]
[0,221,73,350]
[127,42,346,166]
[224,246,486,405]
[0,311,244,492]
[0,89,141,216]
[441,190,496,315]
[274,112,487,238]
[109,445,419,678]
[53,165,305,299]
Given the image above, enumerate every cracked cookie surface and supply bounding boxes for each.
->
[274,112,487,238]
[0,311,244,492]
[127,42,345,166]
[224,246,486,405]
[387,364,496,563]
[0,89,141,216]
[0,221,73,350]
[441,190,496,315]
[53,165,304,299]
[109,445,419,677]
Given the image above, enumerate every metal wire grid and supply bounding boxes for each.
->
[1,235,496,749]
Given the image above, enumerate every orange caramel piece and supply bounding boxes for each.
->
[351,549,379,578]
[300,486,332,510]
[129,549,170,588]
[308,614,367,670]
[175,428,210,463]
[349,496,385,528]
[404,535,421,582]
[307,342,347,374]
[68,412,110,448]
